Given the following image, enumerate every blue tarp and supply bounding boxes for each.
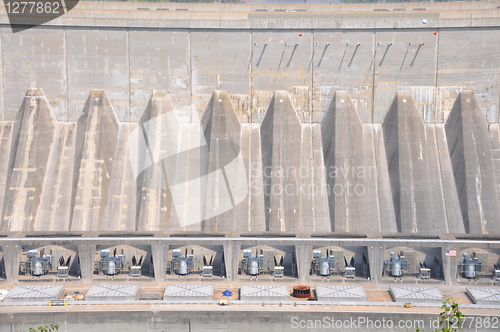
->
[223,290,232,297]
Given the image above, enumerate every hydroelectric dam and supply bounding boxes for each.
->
[0,1,500,331]
[1,1,500,235]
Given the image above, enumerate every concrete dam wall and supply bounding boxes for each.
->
[1,309,499,332]
[0,2,500,235]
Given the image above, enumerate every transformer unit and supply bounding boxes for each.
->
[457,253,482,281]
[383,252,408,281]
[99,249,123,277]
[171,249,194,277]
[241,249,263,279]
[272,256,284,280]
[202,255,214,279]
[418,262,431,280]
[343,256,356,279]
[129,255,143,278]
[311,250,335,280]
[25,249,52,278]
[56,256,72,280]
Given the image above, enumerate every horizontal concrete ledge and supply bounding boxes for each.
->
[2,309,499,332]
[53,1,500,13]
[1,236,500,245]
[1,2,500,29]
[0,299,499,311]
[0,299,500,312]
[3,232,499,240]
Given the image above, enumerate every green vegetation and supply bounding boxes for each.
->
[435,296,465,332]
[416,297,464,332]
[25,325,59,332]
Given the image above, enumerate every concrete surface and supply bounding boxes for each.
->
[382,91,462,234]
[240,283,289,301]
[389,286,443,304]
[3,284,64,303]
[0,2,499,124]
[315,285,368,302]
[446,91,500,234]
[467,287,500,305]
[0,0,498,317]
[0,2,498,236]
[85,284,140,301]
[0,2,499,331]
[0,304,499,332]
[322,90,396,233]
[0,280,498,331]
[163,284,214,302]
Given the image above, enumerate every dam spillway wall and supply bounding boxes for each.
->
[0,2,500,235]
[0,88,498,235]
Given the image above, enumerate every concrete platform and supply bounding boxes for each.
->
[390,286,443,303]
[163,284,215,302]
[3,284,64,303]
[315,285,368,302]
[85,284,140,301]
[466,288,500,304]
[240,284,289,302]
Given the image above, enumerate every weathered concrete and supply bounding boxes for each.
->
[1,2,500,124]
[134,91,175,232]
[151,243,167,282]
[300,123,330,233]
[446,91,500,234]
[85,284,140,301]
[260,91,303,232]
[0,123,11,222]
[2,242,20,283]
[34,121,76,232]
[322,91,396,233]
[0,3,499,236]
[102,120,138,232]
[0,89,499,235]
[238,123,266,233]
[0,3,499,328]
[1,302,500,332]
[70,90,120,232]
[1,89,57,231]
[201,91,245,232]
[383,91,462,234]
[0,86,499,236]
